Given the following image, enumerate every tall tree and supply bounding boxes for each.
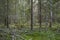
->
[31,0,33,30]
[6,0,9,28]
[38,0,42,31]
[48,0,53,28]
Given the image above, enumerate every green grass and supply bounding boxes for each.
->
[22,30,60,40]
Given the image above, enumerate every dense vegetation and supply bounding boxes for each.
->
[0,0,60,40]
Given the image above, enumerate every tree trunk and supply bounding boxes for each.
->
[31,0,33,30]
[49,0,53,28]
[6,0,9,28]
[38,0,42,31]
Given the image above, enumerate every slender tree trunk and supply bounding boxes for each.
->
[38,0,42,31]
[49,11,53,28]
[31,0,33,30]
[49,0,53,28]
[6,0,9,28]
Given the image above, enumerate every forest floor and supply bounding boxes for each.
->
[22,30,60,40]
[0,28,60,40]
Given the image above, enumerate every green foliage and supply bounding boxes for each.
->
[0,33,11,40]
[53,0,60,4]
[22,30,60,40]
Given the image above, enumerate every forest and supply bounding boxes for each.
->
[0,0,60,40]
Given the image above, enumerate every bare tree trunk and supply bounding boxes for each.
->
[31,0,33,30]
[49,11,53,28]
[38,0,42,31]
[49,0,53,28]
[6,0,9,28]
